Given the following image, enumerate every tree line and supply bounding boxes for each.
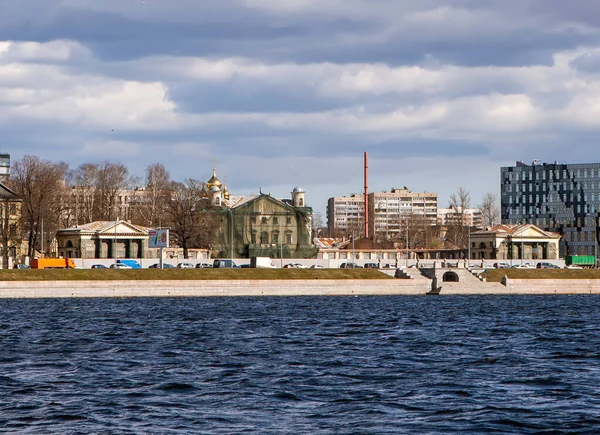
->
[6,155,221,259]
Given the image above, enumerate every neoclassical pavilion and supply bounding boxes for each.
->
[470,224,561,260]
[56,220,150,259]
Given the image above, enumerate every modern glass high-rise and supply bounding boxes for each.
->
[501,160,600,257]
[0,154,9,182]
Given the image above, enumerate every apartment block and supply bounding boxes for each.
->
[327,187,438,238]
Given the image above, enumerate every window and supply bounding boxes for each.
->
[286,217,292,225]
[285,232,292,245]
[260,231,269,244]
[252,216,257,224]
[251,231,257,244]
[261,217,268,224]
[273,217,278,224]
[272,232,279,244]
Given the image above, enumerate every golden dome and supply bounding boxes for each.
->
[207,168,222,189]
[223,185,230,200]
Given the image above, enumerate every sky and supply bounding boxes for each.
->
[2,0,600,217]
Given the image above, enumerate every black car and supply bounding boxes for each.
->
[340,262,362,268]
[91,264,108,269]
[195,263,213,268]
[149,263,175,269]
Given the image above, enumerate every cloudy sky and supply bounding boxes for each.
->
[2,0,600,216]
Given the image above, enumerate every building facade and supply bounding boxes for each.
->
[327,194,366,236]
[204,171,316,258]
[328,187,438,238]
[0,182,25,268]
[470,224,561,261]
[56,220,150,259]
[501,160,600,256]
[437,207,483,227]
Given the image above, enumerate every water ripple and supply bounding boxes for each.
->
[1,295,600,433]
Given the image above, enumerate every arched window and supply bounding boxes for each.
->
[215,198,220,206]
[299,198,304,206]
[272,231,279,244]
[260,231,269,244]
[66,240,74,248]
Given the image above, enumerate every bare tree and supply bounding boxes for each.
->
[446,187,472,252]
[479,192,499,228]
[131,163,172,227]
[164,179,204,259]
[10,156,69,258]
[71,163,100,224]
[311,212,325,239]
[96,161,130,220]
[448,187,472,221]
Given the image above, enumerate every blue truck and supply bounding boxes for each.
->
[116,259,142,269]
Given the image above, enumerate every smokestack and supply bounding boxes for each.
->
[364,152,369,239]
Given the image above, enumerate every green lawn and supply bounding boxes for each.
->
[0,268,394,281]
[485,268,600,282]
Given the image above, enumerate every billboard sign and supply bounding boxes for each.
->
[149,229,169,248]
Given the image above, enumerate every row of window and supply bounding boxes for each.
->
[251,216,293,225]
[251,231,293,245]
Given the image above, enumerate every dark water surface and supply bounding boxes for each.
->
[2,295,600,434]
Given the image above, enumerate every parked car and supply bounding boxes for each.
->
[149,263,175,269]
[565,265,583,269]
[195,263,213,268]
[512,263,535,269]
[177,262,194,269]
[91,264,107,269]
[283,263,307,269]
[213,259,238,268]
[340,262,362,268]
[239,264,252,268]
[536,262,560,269]
[310,265,325,269]
[13,264,30,269]
[363,262,379,269]
[109,263,132,269]
[492,262,511,269]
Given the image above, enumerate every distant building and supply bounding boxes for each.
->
[470,224,561,261]
[501,160,600,257]
[327,194,366,236]
[0,154,10,183]
[327,187,438,239]
[205,170,317,258]
[0,181,24,268]
[56,220,150,259]
[437,207,483,227]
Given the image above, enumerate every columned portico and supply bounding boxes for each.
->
[56,220,150,260]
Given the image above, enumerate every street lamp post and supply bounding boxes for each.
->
[114,217,118,264]
[467,224,471,268]
[405,218,409,268]
[228,208,233,261]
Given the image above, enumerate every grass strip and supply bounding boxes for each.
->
[485,268,600,282]
[0,268,394,281]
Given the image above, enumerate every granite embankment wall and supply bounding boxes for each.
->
[0,279,431,298]
[1,279,600,298]
[435,279,600,295]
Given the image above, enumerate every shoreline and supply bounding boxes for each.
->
[1,278,600,298]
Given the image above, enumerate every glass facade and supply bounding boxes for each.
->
[501,161,600,257]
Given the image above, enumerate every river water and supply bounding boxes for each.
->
[1,295,600,434]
